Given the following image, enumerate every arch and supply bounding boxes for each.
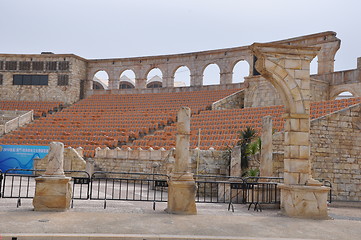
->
[310,56,318,75]
[202,63,220,86]
[93,70,109,89]
[119,69,136,80]
[330,86,358,100]
[147,68,163,88]
[254,58,301,114]
[173,66,191,87]
[335,91,354,100]
[119,69,136,89]
[232,60,250,83]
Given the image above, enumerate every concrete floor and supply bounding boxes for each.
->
[0,199,360,240]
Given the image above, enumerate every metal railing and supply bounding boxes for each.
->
[1,169,90,208]
[0,169,333,212]
[317,179,332,203]
[194,175,283,212]
[90,171,169,210]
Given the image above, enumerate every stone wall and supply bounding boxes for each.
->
[0,54,87,104]
[310,78,329,101]
[244,76,330,108]
[212,89,244,110]
[88,83,243,96]
[34,147,86,176]
[244,76,283,108]
[93,147,228,176]
[310,104,361,201]
[270,103,361,201]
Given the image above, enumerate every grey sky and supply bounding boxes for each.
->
[1,0,360,81]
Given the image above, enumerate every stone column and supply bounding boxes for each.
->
[251,43,330,219]
[190,74,203,87]
[230,146,242,177]
[316,41,340,74]
[167,107,197,214]
[220,71,233,85]
[218,146,241,202]
[260,116,273,177]
[135,78,147,89]
[162,76,174,88]
[108,78,120,90]
[33,142,72,211]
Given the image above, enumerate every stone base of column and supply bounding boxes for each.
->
[166,173,197,215]
[279,184,330,219]
[33,176,72,211]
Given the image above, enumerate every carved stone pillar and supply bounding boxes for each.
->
[260,116,273,178]
[33,142,72,211]
[167,107,197,214]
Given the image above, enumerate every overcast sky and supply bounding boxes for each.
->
[1,0,360,83]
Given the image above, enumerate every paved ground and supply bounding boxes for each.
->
[0,198,360,240]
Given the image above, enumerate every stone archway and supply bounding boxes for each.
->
[250,43,330,219]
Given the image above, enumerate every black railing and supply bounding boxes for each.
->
[90,171,169,209]
[194,175,245,204]
[1,169,90,207]
[194,175,283,212]
[242,177,283,212]
[0,170,333,211]
[317,179,332,203]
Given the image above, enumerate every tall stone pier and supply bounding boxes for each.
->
[167,107,197,214]
[251,43,330,219]
[33,142,72,211]
[260,116,273,178]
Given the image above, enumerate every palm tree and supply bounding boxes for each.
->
[237,127,257,170]
[246,137,261,164]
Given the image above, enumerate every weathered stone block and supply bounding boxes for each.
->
[33,176,72,211]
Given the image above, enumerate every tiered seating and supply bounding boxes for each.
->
[0,89,240,157]
[1,91,359,156]
[0,101,63,118]
[310,97,361,119]
[133,105,285,150]
[133,97,361,150]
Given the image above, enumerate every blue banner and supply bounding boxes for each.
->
[0,145,49,173]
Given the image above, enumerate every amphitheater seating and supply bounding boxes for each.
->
[0,101,63,118]
[0,89,240,157]
[0,92,360,156]
[132,97,361,150]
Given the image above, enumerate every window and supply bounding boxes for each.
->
[119,82,135,89]
[0,61,3,70]
[0,74,3,85]
[32,62,44,71]
[58,61,69,71]
[19,61,31,71]
[5,61,17,70]
[13,75,48,85]
[46,61,57,71]
[57,75,69,86]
